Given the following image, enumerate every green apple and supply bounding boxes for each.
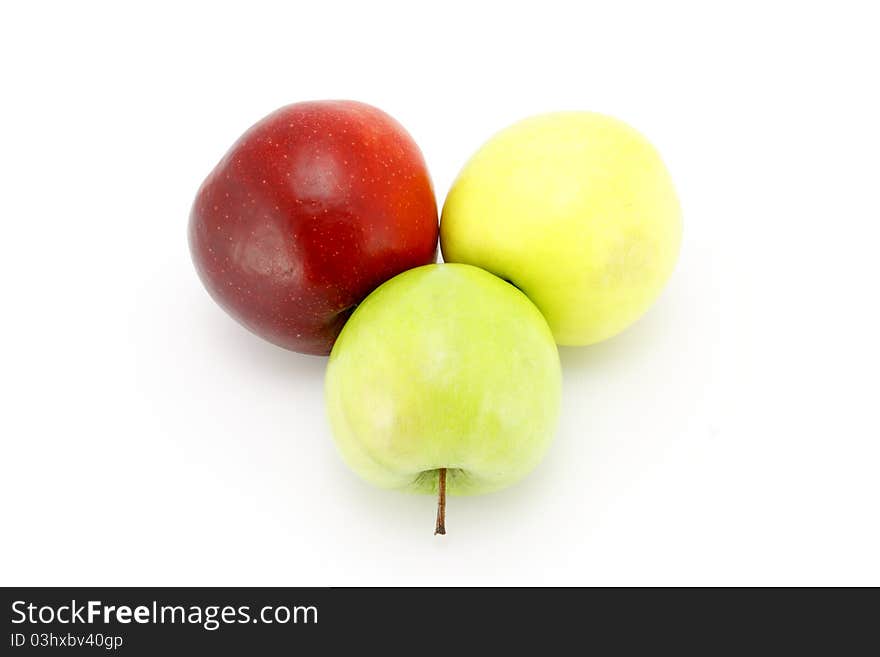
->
[440,112,682,346]
[325,263,561,533]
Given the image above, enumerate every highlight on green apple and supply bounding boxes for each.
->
[324,264,562,534]
[441,111,682,346]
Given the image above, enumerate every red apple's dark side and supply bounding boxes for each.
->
[189,100,438,355]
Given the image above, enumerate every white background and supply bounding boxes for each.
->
[1,1,878,586]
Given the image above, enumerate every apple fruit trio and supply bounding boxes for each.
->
[190,100,681,534]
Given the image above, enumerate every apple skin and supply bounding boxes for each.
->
[440,112,681,346]
[189,100,438,356]
[325,263,561,495]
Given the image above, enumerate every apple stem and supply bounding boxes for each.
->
[435,468,447,535]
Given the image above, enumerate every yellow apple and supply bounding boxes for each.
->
[440,112,682,346]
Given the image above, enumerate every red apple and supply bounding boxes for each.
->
[189,100,438,355]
